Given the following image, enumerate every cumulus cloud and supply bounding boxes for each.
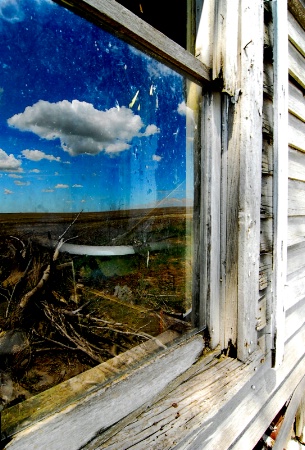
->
[14,180,30,186]
[30,169,40,173]
[4,188,13,195]
[72,184,83,188]
[152,154,162,162]
[22,149,61,162]
[0,148,22,171]
[8,99,159,156]
[55,184,69,189]
[8,173,22,178]
[177,101,195,123]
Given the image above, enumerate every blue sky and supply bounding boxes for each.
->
[0,0,195,213]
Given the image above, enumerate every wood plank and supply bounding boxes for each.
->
[236,0,264,362]
[197,91,221,348]
[289,10,305,58]
[260,217,273,253]
[195,0,214,73]
[285,297,305,343]
[256,295,267,331]
[287,241,305,276]
[289,112,305,152]
[288,178,305,216]
[224,99,239,350]
[289,40,305,90]
[285,265,305,310]
[264,62,274,99]
[289,147,305,181]
[273,375,305,450]
[261,174,273,218]
[92,350,264,450]
[262,136,273,175]
[272,0,289,368]
[96,326,305,450]
[288,0,305,32]
[263,97,273,135]
[220,94,229,350]
[259,254,272,292]
[289,80,305,123]
[56,0,210,83]
[232,327,305,449]
[288,216,305,247]
[3,335,204,450]
[1,330,180,437]
[213,1,239,96]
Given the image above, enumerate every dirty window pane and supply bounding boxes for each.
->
[0,0,200,407]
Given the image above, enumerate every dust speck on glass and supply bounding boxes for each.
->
[0,0,200,407]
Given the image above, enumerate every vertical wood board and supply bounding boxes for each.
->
[272,0,289,367]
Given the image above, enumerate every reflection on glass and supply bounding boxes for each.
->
[0,0,200,407]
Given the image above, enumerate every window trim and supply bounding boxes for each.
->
[55,0,211,83]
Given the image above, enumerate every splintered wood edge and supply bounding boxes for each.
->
[2,330,204,441]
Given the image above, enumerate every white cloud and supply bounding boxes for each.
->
[8,173,22,178]
[0,148,22,171]
[14,180,30,186]
[177,101,195,123]
[8,99,159,156]
[22,149,61,162]
[72,184,83,188]
[55,184,69,189]
[177,101,187,115]
[4,188,13,195]
[152,154,162,162]
[30,169,40,173]
[42,189,54,192]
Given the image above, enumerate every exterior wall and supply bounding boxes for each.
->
[286,5,305,346]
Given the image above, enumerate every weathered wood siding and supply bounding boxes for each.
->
[287,5,305,345]
[259,2,274,355]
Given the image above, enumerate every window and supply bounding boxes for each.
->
[115,0,188,48]
[0,0,203,410]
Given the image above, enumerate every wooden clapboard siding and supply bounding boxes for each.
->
[286,266,305,310]
[288,216,305,246]
[288,178,305,216]
[287,241,305,277]
[289,80,305,122]
[289,9,305,59]
[289,40,305,89]
[285,297,305,342]
[289,112,305,152]
[287,4,305,357]
[289,147,305,181]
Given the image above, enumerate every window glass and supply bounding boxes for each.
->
[0,0,200,408]
[115,0,188,48]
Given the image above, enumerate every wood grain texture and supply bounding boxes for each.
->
[288,178,305,216]
[289,112,305,152]
[289,81,305,122]
[4,335,204,450]
[236,0,264,361]
[199,91,222,347]
[272,0,289,367]
[289,40,305,89]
